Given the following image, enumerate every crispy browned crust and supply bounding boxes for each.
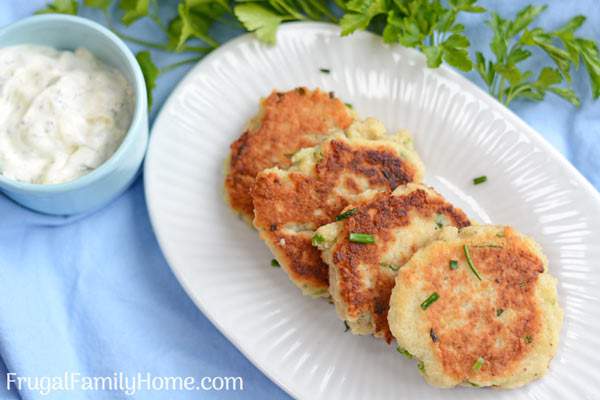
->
[331,187,470,342]
[390,227,562,387]
[224,88,354,221]
[400,227,547,383]
[253,138,423,294]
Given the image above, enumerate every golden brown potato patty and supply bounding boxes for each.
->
[252,120,425,296]
[224,87,354,222]
[315,184,470,342]
[388,225,563,388]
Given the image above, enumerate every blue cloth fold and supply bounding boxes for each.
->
[0,1,598,399]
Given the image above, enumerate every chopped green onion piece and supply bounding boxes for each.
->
[270,259,280,268]
[449,260,459,270]
[336,208,357,221]
[311,233,325,246]
[524,335,533,344]
[319,68,330,74]
[467,381,480,387]
[381,263,400,272]
[417,361,425,373]
[396,347,413,359]
[473,176,487,185]
[344,321,350,332]
[464,245,482,281]
[420,292,439,310]
[349,233,375,244]
[344,102,353,109]
[496,308,504,317]
[472,356,484,371]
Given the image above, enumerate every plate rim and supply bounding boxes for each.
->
[144,22,600,399]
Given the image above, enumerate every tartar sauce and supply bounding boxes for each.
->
[0,45,134,184]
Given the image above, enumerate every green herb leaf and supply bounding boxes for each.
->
[420,292,439,310]
[178,3,219,49]
[508,4,547,37]
[472,356,484,371]
[443,46,472,71]
[270,259,280,267]
[319,68,331,74]
[381,263,400,272]
[311,233,325,246]
[435,213,446,229]
[423,46,443,68]
[234,3,287,44]
[449,260,459,270]
[336,208,357,221]
[349,233,375,244]
[396,346,414,359]
[496,308,504,317]
[119,0,149,25]
[476,4,599,106]
[35,0,78,15]
[340,0,387,36]
[135,51,158,109]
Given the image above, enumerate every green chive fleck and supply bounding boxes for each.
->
[524,335,533,344]
[381,263,400,272]
[349,233,375,244]
[344,321,350,332]
[467,381,480,387]
[473,176,487,185]
[464,245,482,281]
[270,259,280,268]
[472,357,484,371]
[420,292,439,310]
[417,361,425,373]
[496,308,504,317]
[449,260,459,270]
[435,213,445,228]
[336,208,357,221]
[312,233,325,246]
[319,68,330,74]
[344,102,353,109]
[396,347,413,359]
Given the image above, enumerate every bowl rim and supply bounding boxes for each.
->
[0,14,147,193]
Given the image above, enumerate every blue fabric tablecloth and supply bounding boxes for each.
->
[0,1,598,399]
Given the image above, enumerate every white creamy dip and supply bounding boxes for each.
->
[0,45,134,184]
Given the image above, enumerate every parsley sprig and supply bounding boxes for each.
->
[341,0,485,72]
[475,5,600,106]
[34,0,600,109]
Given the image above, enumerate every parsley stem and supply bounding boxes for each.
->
[272,0,307,20]
[159,57,203,74]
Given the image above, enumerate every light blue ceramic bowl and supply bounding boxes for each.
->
[0,14,148,215]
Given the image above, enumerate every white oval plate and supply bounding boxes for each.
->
[145,22,600,400]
